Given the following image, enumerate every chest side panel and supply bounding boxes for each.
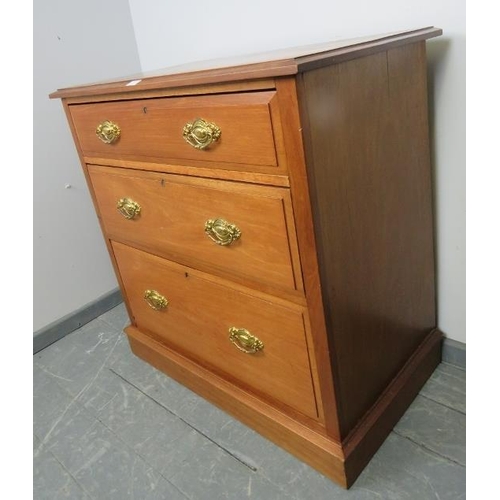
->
[299,42,436,436]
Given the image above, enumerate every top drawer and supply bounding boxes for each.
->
[69,92,284,170]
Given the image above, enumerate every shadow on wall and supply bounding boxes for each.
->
[426,37,451,171]
[425,36,451,332]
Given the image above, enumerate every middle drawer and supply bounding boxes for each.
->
[89,165,302,292]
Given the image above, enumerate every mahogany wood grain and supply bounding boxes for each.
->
[113,242,318,420]
[275,77,342,441]
[298,42,437,437]
[125,325,348,487]
[88,165,303,294]
[50,27,441,99]
[83,156,290,187]
[52,29,442,490]
[69,92,283,169]
[63,79,277,104]
[342,328,442,486]
[295,27,442,72]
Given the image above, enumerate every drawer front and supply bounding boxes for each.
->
[89,165,301,292]
[70,92,280,168]
[112,241,318,419]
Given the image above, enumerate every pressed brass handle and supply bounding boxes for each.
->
[183,118,221,150]
[117,198,141,219]
[96,120,121,144]
[205,218,241,246]
[229,327,264,354]
[144,290,168,311]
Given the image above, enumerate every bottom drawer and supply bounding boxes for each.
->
[112,241,318,419]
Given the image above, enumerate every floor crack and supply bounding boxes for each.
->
[417,393,466,415]
[84,410,191,500]
[392,429,465,468]
[108,367,258,472]
[34,332,123,455]
[46,447,97,500]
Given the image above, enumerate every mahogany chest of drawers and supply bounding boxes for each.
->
[51,27,442,488]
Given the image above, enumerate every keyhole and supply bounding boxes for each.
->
[184,272,189,278]
[143,107,147,114]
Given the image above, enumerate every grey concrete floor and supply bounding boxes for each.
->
[33,304,466,499]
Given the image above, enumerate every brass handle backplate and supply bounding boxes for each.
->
[96,120,121,144]
[183,118,221,150]
[117,198,141,220]
[205,218,241,246]
[229,327,264,354]
[144,290,168,311]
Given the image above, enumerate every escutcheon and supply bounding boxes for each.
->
[229,327,264,354]
[205,218,241,246]
[183,118,221,150]
[96,120,121,144]
[144,290,168,311]
[117,198,141,219]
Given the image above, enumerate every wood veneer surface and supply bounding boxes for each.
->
[51,27,442,489]
[50,28,441,99]
[299,42,436,437]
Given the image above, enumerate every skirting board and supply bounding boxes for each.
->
[442,338,466,369]
[33,288,123,354]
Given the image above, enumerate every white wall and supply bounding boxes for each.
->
[33,0,141,332]
[128,0,465,343]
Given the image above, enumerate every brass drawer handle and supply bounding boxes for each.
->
[117,198,141,220]
[229,327,264,354]
[96,120,121,144]
[205,218,241,246]
[183,118,221,150]
[144,290,168,311]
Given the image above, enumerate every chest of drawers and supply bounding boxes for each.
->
[51,27,442,488]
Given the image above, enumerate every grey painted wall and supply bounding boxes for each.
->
[33,0,141,332]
